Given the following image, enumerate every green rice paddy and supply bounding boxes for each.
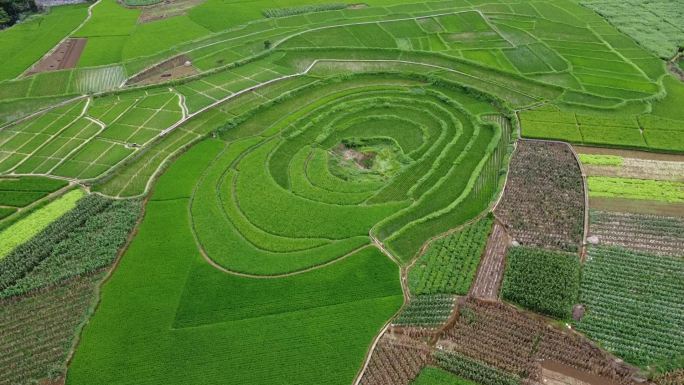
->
[0,0,682,383]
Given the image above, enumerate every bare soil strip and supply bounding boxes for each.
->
[590,197,684,217]
[541,361,622,385]
[126,55,198,86]
[26,38,87,75]
[470,221,509,300]
[137,0,206,23]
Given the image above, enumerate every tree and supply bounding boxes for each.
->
[0,8,10,26]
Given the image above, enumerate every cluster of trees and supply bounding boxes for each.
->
[0,0,37,27]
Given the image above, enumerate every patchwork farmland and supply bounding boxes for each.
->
[0,0,682,385]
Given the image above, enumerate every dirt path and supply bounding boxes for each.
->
[470,221,510,300]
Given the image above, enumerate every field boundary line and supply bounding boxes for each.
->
[46,105,110,175]
[0,95,87,132]
[124,9,487,83]
[353,235,409,385]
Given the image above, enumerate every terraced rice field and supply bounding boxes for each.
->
[0,0,682,384]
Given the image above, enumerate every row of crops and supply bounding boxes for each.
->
[0,194,140,298]
[0,272,104,385]
[500,246,580,320]
[576,245,684,369]
[186,71,511,274]
[0,190,140,383]
[393,294,456,328]
[409,216,493,296]
[0,176,67,224]
[589,210,684,257]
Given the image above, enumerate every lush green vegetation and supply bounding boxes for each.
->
[578,154,623,166]
[501,246,580,319]
[576,245,684,370]
[412,366,480,385]
[582,0,683,59]
[183,73,507,274]
[0,4,88,81]
[67,139,404,385]
[435,352,520,385]
[393,294,455,327]
[409,216,492,295]
[0,176,67,216]
[0,0,682,384]
[0,189,82,259]
[587,176,684,202]
[0,195,140,297]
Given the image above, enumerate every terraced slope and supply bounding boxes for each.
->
[66,70,512,383]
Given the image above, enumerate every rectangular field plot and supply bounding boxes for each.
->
[52,139,133,179]
[177,62,296,112]
[0,100,87,173]
[11,119,103,175]
[95,92,182,146]
[0,176,67,208]
[502,45,552,73]
[71,65,127,94]
[576,245,684,368]
[519,109,654,149]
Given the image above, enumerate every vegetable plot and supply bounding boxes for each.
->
[501,246,580,319]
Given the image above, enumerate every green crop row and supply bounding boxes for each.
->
[578,154,623,166]
[393,294,455,327]
[0,195,140,298]
[587,176,684,203]
[575,245,684,369]
[501,246,580,319]
[411,366,480,385]
[0,189,83,260]
[409,216,493,296]
[435,352,520,385]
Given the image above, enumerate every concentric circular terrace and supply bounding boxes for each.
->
[189,72,510,275]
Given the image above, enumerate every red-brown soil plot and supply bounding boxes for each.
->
[438,299,638,385]
[359,329,434,385]
[26,38,87,75]
[126,54,198,86]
